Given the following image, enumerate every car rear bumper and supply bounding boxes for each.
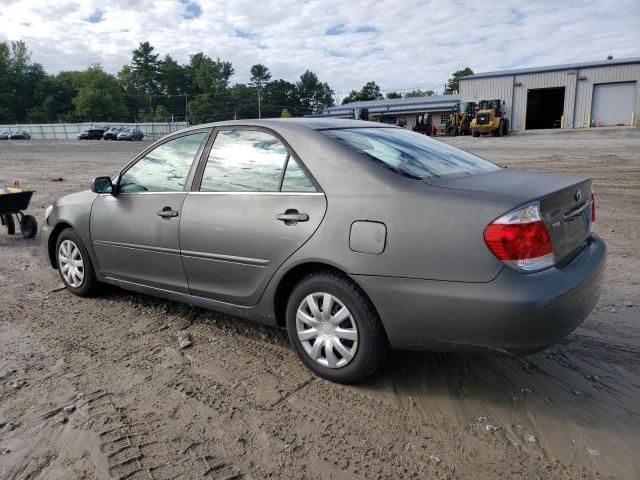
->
[353,235,607,355]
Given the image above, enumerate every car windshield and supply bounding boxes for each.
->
[321,127,500,179]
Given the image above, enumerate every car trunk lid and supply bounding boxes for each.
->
[426,169,593,264]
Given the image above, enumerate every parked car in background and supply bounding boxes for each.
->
[0,130,10,140]
[77,128,106,140]
[103,127,126,140]
[8,130,31,140]
[117,128,144,141]
[41,119,606,383]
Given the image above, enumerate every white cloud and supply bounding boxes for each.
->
[1,0,638,99]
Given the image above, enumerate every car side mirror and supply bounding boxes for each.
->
[91,176,114,194]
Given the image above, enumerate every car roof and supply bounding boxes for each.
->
[181,117,398,133]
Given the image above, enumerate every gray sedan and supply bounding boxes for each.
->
[41,119,606,383]
[117,128,144,141]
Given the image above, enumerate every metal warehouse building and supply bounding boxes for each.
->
[312,94,460,131]
[460,57,640,132]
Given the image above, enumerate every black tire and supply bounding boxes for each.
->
[55,228,99,297]
[503,119,509,136]
[445,122,452,136]
[2,214,16,235]
[20,215,37,238]
[472,129,480,138]
[493,121,502,137]
[285,272,388,383]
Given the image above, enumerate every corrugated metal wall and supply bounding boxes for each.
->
[459,76,513,123]
[460,62,640,131]
[574,64,640,128]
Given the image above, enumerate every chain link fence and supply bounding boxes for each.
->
[0,122,189,141]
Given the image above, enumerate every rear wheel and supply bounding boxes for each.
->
[503,119,509,135]
[20,215,37,238]
[286,272,388,383]
[472,129,480,137]
[56,229,98,296]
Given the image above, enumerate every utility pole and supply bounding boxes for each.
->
[185,94,189,124]
[257,87,262,119]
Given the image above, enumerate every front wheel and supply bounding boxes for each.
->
[286,272,388,383]
[472,129,480,137]
[56,229,98,296]
[2,214,16,235]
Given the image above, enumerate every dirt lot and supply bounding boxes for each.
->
[1,129,639,480]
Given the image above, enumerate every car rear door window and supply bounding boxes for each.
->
[200,129,289,192]
[281,157,316,192]
[119,132,208,193]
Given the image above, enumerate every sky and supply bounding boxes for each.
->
[1,0,639,100]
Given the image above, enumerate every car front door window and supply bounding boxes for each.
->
[119,132,208,193]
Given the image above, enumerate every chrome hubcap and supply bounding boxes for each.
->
[296,292,358,369]
[58,239,84,288]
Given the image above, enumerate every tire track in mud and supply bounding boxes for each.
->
[85,390,241,480]
[184,322,314,407]
[560,334,640,374]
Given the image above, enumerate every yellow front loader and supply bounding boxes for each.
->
[470,99,509,137]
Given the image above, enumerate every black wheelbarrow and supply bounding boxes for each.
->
[0,190,38,238]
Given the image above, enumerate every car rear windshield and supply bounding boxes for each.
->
[321,127,500,179]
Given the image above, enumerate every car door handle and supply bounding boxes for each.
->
[277,211,309,224]
[157,207,179,218]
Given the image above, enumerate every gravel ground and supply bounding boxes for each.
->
[1,129,639,480]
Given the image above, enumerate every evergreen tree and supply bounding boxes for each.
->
[444,67,474,94]
[297,70,334,114]
[131,41,160,95]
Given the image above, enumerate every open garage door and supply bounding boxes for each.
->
[526,87,565,130]
[592,82,637,126]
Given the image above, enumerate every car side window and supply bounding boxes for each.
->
[119,132,208,193]
[281,157,316,192]
[200,130,288,192]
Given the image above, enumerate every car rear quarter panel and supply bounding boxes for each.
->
[262,127,514,283]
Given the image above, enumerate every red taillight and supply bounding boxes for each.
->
[484,221,552,260]
[484,202,555,272]
[590,193,596,223]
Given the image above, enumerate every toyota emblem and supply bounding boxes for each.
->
[574,188,583,202]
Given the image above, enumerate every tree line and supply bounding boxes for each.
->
[0,40,472,124]
[341,67,473,104]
